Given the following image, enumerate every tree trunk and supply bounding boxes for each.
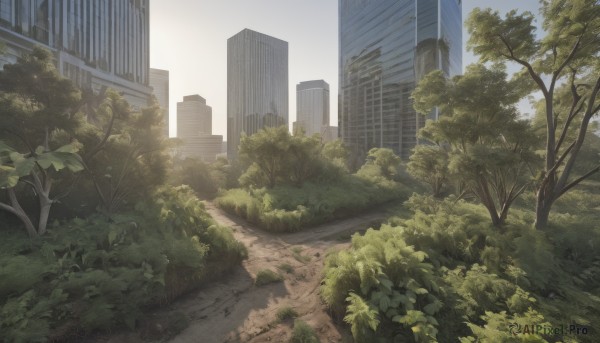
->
[38,199,52,235]
[534,193,553,230]
[2,189,38,237]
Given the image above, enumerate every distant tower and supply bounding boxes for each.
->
[0,0,152,108]
[339,0,462,161]
[295,80,330,136]
[177,95,222,162]
[227,28,289,159]
[149,68,170,137]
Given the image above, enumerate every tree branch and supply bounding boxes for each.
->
[557,165,600,198]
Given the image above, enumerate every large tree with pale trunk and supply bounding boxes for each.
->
[466,0,600,229]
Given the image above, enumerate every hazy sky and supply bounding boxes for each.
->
[150,1,542,139]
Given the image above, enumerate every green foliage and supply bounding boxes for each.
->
[407,145,450,198]
[217,175,409,232]
[75,90,171,215]
[255,269,283,286]
[344,293,380,343]
[357,148,401,181]
[277,306,299,321]
[322,193,600,342]
[0,186,245,341]
[465,1,600,228]
[277,263,295,274]
[289,320,320,343]
[238,127,349,189]
[413,64,538,226]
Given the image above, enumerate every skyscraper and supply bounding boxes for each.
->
[177,95,223,162]
[339,0,462,161]
[227,28,288,159]
[149,68,170,137]
[0,0,151,108]
[295,80,330,137]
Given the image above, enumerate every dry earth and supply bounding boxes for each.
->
[88,201,391,343]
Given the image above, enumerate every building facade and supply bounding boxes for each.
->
[295,80,330,137]
[339,0,462,161]
[227,28,288,159]
[149,68,169,137]
[177,95,222,162]
[0,0,151,108]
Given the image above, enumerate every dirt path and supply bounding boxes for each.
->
[161,202,388,343]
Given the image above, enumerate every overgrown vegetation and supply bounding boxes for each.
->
[0,186,246,342]
[289,320,320,343]
[0,49,246,341]
[322,193,600,342]
[277,306,299,321]
[255,269,284,286]
[216,127,410,232]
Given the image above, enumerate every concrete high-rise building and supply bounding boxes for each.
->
[0,0,151,108]
[149,68,169,137]
[339,0,462,161]
[295,80,330,137]
[227,28,288,159]
[177,95,222,162]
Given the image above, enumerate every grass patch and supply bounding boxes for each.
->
[215,175,411,233]
[255,269,283,286]
[277,263,295,274]
[290,320,320,343]
[276,306,299,321]
[291,246,311,263]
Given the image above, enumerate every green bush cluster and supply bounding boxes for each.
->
[321,194,600,342]
[255,269,283,286]
[289,320,320,343]
[216,176,409,232]
[0,186,246,342]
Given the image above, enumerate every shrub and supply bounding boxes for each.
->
[216,175,410,232]
[289,320,320,343]
[0,185,246,341]
[277,263,295,274]
[277,306,298,321]
[255,269,283,286]
[321,194,600,343]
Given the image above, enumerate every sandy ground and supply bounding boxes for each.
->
[88,202,390,343]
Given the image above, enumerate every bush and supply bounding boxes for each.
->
[0,185,246,342]
[216,175,410,232]
[321,194,600,343]
[255,269,283,286]
[289,320,320,343]
[277,306,298,321]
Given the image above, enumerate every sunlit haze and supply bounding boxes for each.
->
[150,0,541,139]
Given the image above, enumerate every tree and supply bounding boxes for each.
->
[357,148,401,181]
[412,65,537,226]
[77,93,170,215]
[466,0,600,229]
[238,126,291,188]
[0,48,84,236]
[407,145,449,198]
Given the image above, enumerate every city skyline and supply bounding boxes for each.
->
[151,1,541,140]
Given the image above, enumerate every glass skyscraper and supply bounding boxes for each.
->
[339,0,462,162]
[227,28,288,159]
[295,80,330,137]
[0,0,151,108]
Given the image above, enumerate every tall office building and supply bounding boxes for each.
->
[227,28,288,159]
[177,95,222,162]
[339,0,462,161]
[0,0,151,108]
[149,68,170,137]
[295,80,330,137]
